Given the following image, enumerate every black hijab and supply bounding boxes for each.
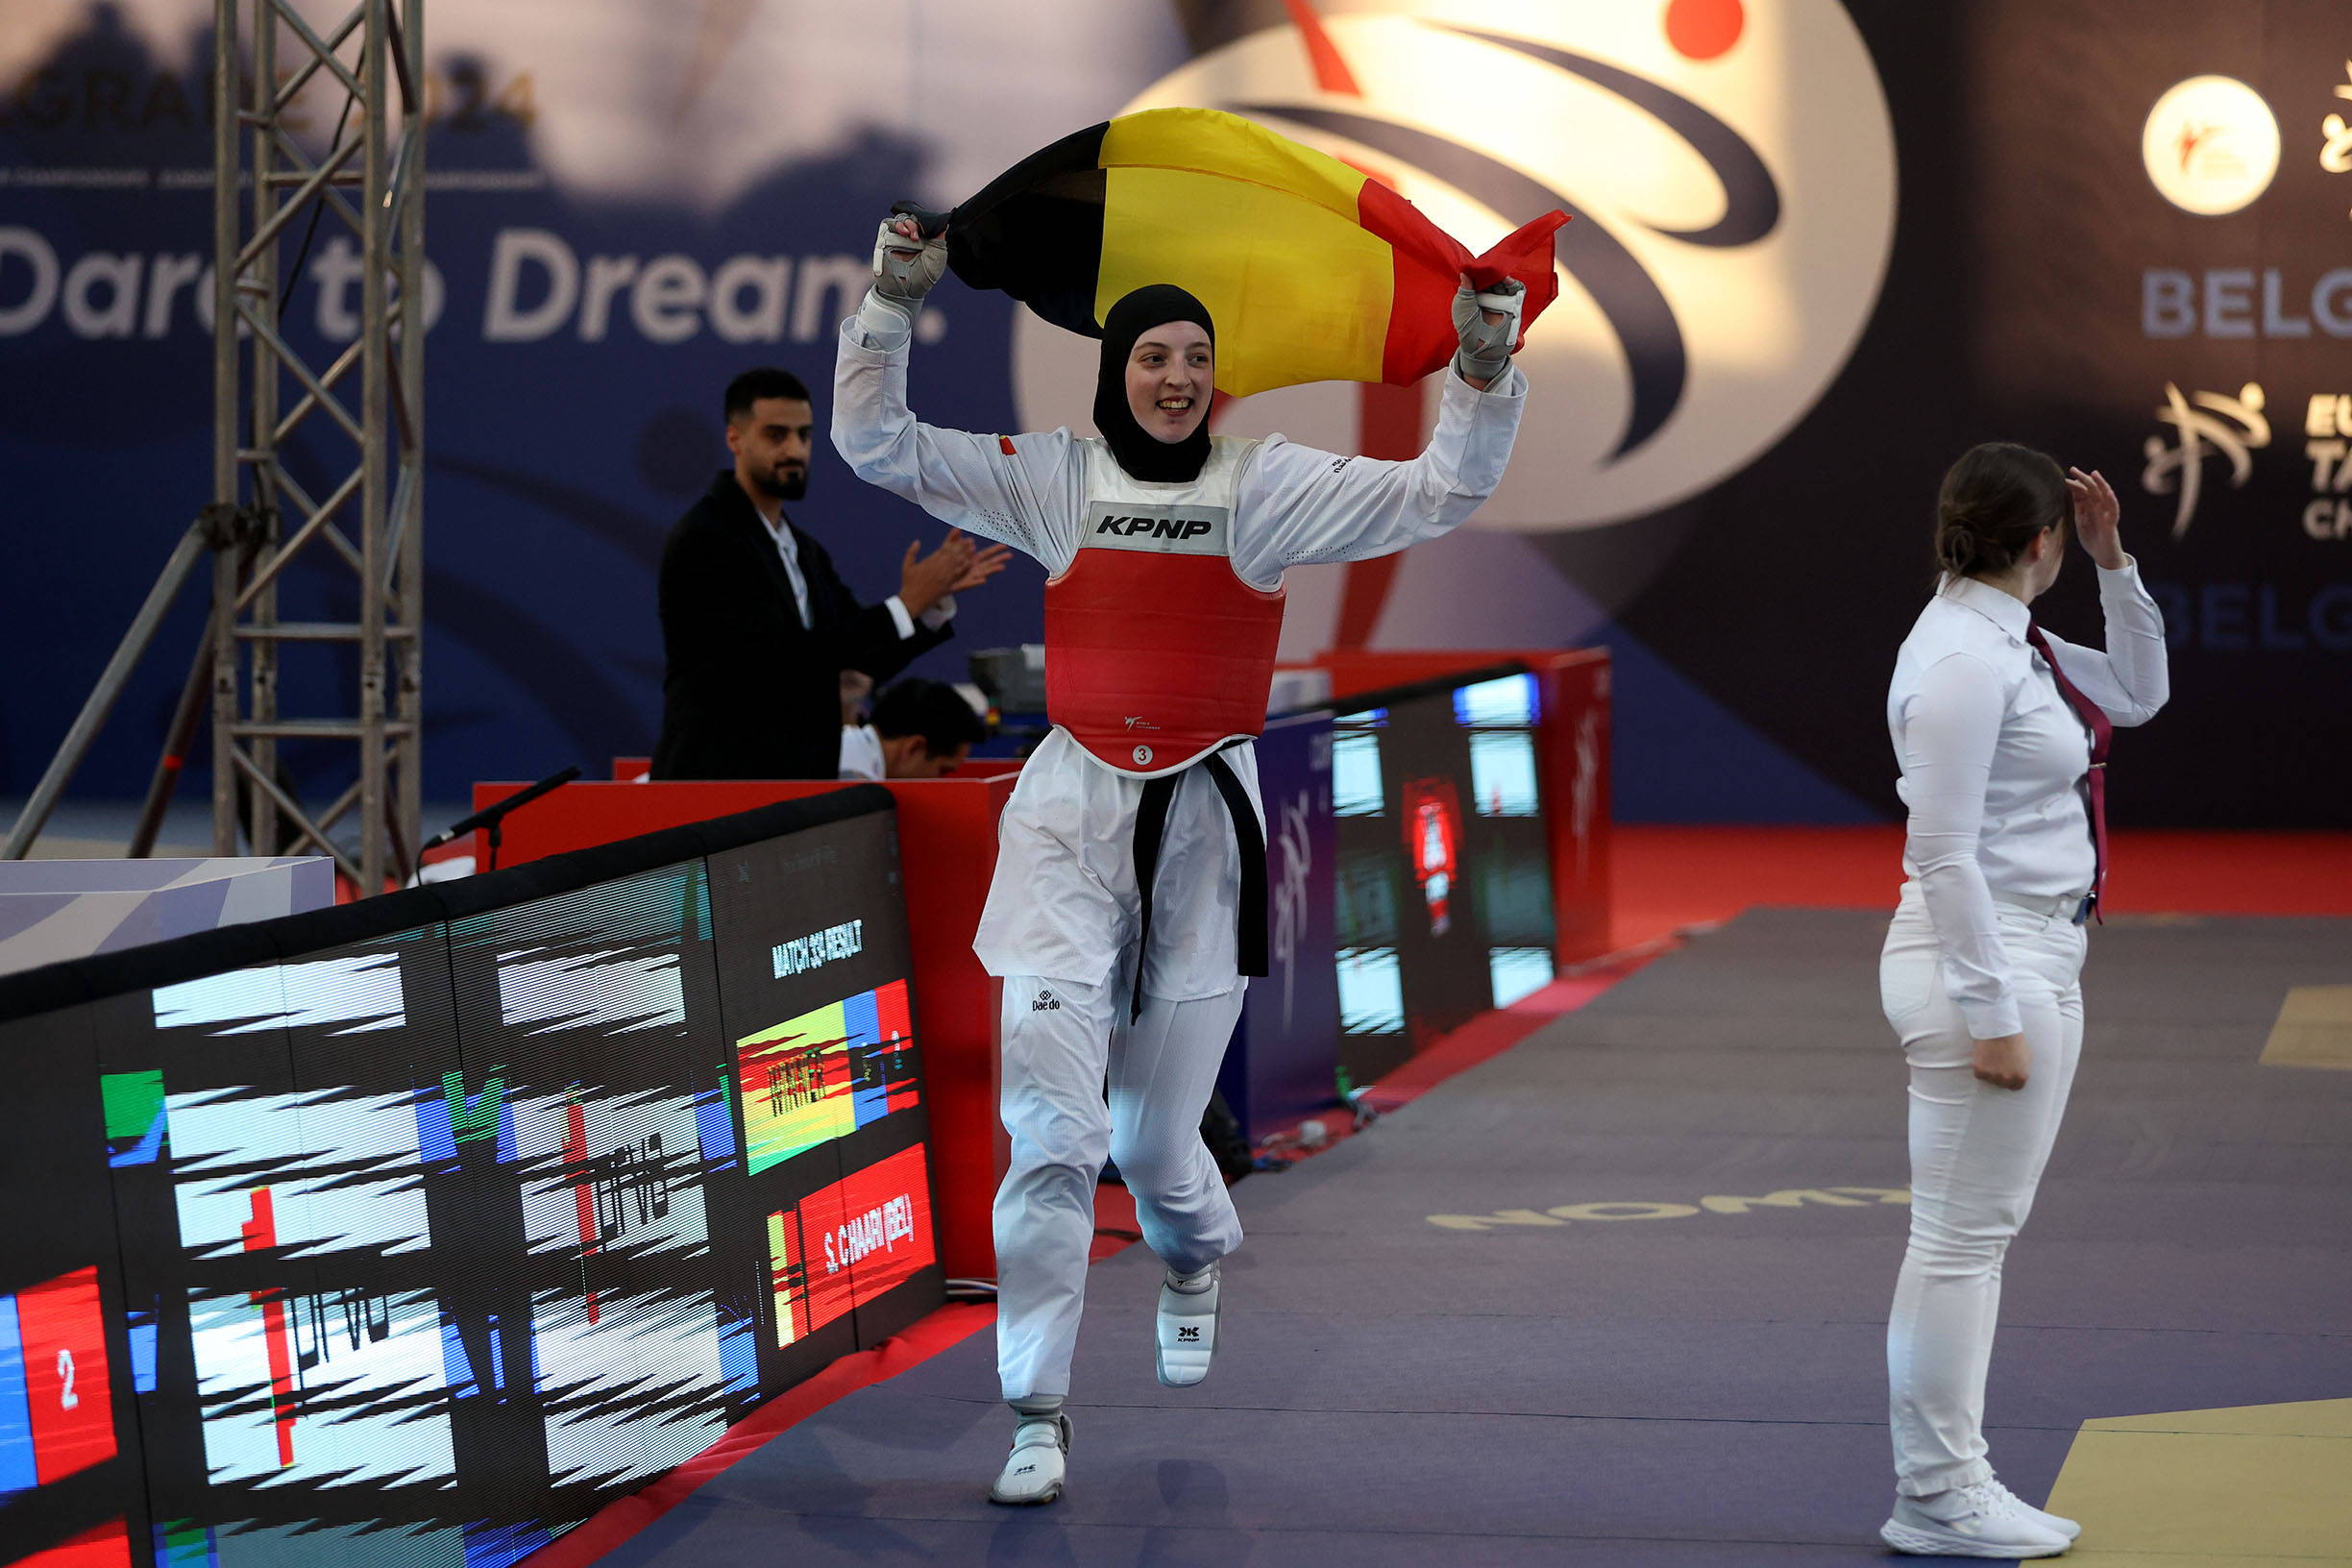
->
[1093,284,1215,483]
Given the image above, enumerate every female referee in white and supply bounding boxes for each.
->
[1876,445,2168,1556]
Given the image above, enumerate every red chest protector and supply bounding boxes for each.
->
[1044,435,1286,776]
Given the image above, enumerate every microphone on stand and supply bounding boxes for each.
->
[421,765,581,870]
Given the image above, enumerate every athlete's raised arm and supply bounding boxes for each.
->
[832,216,1081,571]
[1232,278,1530,584]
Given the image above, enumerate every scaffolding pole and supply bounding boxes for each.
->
[210,0,426,890]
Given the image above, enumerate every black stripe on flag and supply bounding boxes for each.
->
[944,119,1113,338]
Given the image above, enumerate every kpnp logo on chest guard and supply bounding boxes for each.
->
[1083,502,1234,556]
[1046,435,1281,776]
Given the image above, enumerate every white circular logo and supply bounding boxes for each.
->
[2142,76,2280,216]
[1132,745,1154,766]
[1013,0,1897,531]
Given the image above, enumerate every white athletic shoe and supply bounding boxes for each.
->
[1984,1478,2080,1541]
[1156,1264,1219,1387]
[988,1413,1070,1507]
[1880,1481,2073,1557]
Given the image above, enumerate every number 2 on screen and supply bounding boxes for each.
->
[58,1347,78,1409]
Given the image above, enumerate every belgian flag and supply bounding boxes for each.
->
[925,108,1567,398]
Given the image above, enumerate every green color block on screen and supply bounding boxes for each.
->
[157,1519,210,1568]
[443,1071,506,1142]
[101,1069,166,1140]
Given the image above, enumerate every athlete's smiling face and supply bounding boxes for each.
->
[1124,321,1213,444]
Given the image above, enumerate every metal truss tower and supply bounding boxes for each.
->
[2,0,426,882]
[207,0,426,890]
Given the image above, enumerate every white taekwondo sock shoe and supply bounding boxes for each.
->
[1881,1480,2073,1557]
[988,1410,1070,1506]
[1983,1478,2081,1541]
[1156,1263,1219,1388]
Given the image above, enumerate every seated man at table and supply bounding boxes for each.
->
[840,676,989,780]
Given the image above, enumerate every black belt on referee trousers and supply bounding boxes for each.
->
[1127,746,1268,1021]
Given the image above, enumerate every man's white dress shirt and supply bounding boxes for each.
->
[752,508,952,639]
[1888,565,2168,1039]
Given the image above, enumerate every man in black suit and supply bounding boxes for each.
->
[651,367,1009,779]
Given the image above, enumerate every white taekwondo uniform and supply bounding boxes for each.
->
[833,292,1525,1400]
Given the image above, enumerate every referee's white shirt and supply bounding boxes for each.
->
[1888,563,2168,1039]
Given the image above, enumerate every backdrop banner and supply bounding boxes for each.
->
[2,0,2343,825]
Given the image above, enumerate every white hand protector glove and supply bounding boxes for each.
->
[1452,275,1525,385]
[871,218,948,311]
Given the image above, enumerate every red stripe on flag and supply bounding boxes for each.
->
[1360,183,1569,381]
[1469,211,1571,301]
[1335,157,1436,641]
[1364,184,1465,384]
[1358,179,1474,283]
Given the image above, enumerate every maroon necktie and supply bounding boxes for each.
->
[2023,622,2111,920]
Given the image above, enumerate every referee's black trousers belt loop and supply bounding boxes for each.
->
[1128,750,1269,1022]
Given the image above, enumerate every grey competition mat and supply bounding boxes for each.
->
[595,909,2352,1566]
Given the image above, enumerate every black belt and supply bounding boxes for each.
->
[1129,749,1268,1021]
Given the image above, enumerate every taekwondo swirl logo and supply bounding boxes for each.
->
[1010,0,1896,532]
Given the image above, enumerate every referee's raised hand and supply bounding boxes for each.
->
[2066,467,2125,570]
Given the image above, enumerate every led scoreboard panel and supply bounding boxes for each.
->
[1331,671,1559,1089]
[0,792,940,1568]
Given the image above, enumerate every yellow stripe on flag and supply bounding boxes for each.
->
[1097,164,1391,397]
[1100,108,1368,222]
